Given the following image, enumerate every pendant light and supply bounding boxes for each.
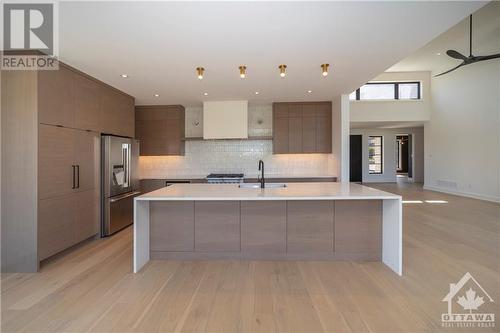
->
[239,66,247,78]
[196,67,204,80]
[321,63,329,77]
[279,64,287,78]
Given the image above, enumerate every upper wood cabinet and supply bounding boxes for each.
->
[273,101,332,154]
[135,105,185,156]
[38,63,135,136]
[100,85,135,137]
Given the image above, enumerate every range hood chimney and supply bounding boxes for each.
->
[203,101,248,139]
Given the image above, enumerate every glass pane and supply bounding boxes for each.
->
[360,84,395,100]
[399,83,419,99]
[368,136,383,174]
[349,91,357,100]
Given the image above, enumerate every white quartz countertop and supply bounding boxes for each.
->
[136,182,401,201]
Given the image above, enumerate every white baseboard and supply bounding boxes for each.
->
[423,184,500,203]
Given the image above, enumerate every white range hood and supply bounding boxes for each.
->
[203,100,248,139]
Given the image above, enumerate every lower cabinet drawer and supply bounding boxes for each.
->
[194,201,240,252]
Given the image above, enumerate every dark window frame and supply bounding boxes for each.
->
[368,135,383,175]
[351,81,421,101]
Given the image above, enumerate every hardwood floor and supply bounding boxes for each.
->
[1,183,499,332]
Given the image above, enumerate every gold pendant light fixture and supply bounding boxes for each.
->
[239,65,247,78]
[321,63,329,77]
[196,67,204,80]
[278,64,287,78]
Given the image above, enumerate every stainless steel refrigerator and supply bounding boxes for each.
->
[101,135,140,236]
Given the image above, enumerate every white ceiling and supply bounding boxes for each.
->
[58,1,486,106]
[388,1,500,74]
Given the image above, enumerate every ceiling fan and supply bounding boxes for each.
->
[435,14,500,77]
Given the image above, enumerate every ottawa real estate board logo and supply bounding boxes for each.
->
[442,272,495,328]
[2,1,58,70]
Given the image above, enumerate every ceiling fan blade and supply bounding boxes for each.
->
[434,63,465,77]
[473,53,500,62]
[446,50,468,60]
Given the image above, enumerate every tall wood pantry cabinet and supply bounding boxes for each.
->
[1,61,135,272]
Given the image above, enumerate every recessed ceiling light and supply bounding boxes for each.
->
[307,90,312,93]
[203,92,208,96]
[153,94,160,97]
[255,91,259,95]
[120,74,129,78]
[437,52,441,56]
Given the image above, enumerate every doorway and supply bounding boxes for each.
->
[396,134,412,181]
[350,135,362,182]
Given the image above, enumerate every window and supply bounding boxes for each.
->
[368,136,383,174]
[350,82,421,101]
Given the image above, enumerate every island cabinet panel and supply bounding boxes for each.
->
[286,201,334,253]
[150,202,194,252]
[194,201,240,252]
[334,200,382,259]
[241,201,286,254]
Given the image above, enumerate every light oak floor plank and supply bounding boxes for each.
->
[1,183,499,333]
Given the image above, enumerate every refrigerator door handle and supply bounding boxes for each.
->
[109,190,141,203]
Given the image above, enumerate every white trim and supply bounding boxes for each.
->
[423,185,500,203]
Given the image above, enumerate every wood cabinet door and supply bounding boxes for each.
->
[100,86,133,137]
[165,118,182,155]
[74,130,99,192]
[302,116,316,153]
[118,93,135,137]
[195,201,240,252]
[38,124,75,200]
[74,74,101,132]
[273,103,289,118]
[150,202,194,252]
[38,66,75,128]
[273,116,289,153]
[287,200,334,253]
[288,117,303,153]
[38,194,75,260]
[135,106,184,156]
[316,116,332,153]
[73,189,99,243]
[241,201,286,254]
[334,200,382,259]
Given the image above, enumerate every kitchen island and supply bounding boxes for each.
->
[134,182,402,275]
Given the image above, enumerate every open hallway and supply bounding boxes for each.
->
[1,183,498,333]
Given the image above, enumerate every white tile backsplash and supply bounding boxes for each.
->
[139,140,335,179]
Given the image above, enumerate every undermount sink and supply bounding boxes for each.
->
[238,183,287,189]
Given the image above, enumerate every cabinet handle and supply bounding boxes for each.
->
[72,165,76,189]
[76,165,80,189]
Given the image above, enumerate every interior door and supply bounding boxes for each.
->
[350,135,362,182]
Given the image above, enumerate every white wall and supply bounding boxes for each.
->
[350,71,431,124]
[425,60,500,202]
[332,94,350,182]
[350,127,424,183]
